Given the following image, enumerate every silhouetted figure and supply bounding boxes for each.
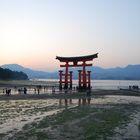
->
[24,87,27,94]
[133,85,139,90]
[3,89,5,94]
[18,88,21,94]
[8,89,11,96]
[37,88,40,95]
[37,85,42,95]
[6,89,11,96]
[5,88,8,95]
[129,86,132,90]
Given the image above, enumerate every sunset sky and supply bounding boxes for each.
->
[0,0,140,71]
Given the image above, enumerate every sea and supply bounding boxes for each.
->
[36,79,140,90]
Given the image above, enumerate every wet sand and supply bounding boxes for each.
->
[0,81,140,139]
[0,94,140,140]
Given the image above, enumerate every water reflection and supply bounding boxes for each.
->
[59,97,91,106]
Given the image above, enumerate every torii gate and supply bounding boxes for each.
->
[56,53,98,90]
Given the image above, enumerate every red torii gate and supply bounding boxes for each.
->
[56,53,98,90]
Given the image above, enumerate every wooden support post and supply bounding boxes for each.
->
[59,70,63,90]
[78,98,81,106]
[65,99,68,106]
[64,62,69,89]
[69,98,72,104]
[78,70,82,89]
[83,61,87,89]
[69,71,72,89]
[87,71,91,89]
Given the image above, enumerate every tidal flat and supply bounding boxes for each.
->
[0,92,140,140]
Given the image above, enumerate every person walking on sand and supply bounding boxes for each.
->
[3,88,5,94]
[5,88,8,95]
[9,89,11,96]
[24,87,27,94]
[6,89,11,96]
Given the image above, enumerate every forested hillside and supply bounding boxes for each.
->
[0,67,28,80]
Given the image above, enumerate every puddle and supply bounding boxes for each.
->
[109,111,140,140]
[87,95,140,105]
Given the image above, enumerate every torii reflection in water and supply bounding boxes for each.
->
[59,97,91,107]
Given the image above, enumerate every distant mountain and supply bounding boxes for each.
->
[1,64,57,79]
[1,64,140,80]
[92,65,140,80]
[0,67,28,80]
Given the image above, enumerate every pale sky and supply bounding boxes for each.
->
[0,0,140,71]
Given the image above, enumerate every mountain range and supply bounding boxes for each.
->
[1,64,140,80]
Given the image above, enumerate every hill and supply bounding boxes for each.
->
[1,64,56,79]
[0,67,28,80]
[1,64,140,80]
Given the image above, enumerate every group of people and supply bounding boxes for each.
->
[4,88,11,96]
[3,87,27,96]
[2,85,57,96]
[18,87,27,94]
[3,86,42,96]
[34,88,40,94]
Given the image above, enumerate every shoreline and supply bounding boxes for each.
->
[0,89,140,101]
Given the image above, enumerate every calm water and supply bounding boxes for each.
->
[36,79,140,90]
[0,80,140,95]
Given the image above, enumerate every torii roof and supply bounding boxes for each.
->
[56,53,98,62]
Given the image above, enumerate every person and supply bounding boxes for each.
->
[37,85,42,95]
[18,88,21,94]
[6,89,11,96]
[3,88,5,94]
[24,87,27,94]
[5,88,8,95]
[37,88,40,95]
[9,89,11,96]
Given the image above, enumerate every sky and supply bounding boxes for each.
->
[0,0,140,71]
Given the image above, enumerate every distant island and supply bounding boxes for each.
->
[0,67,28,80]
[1,64,140,80]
